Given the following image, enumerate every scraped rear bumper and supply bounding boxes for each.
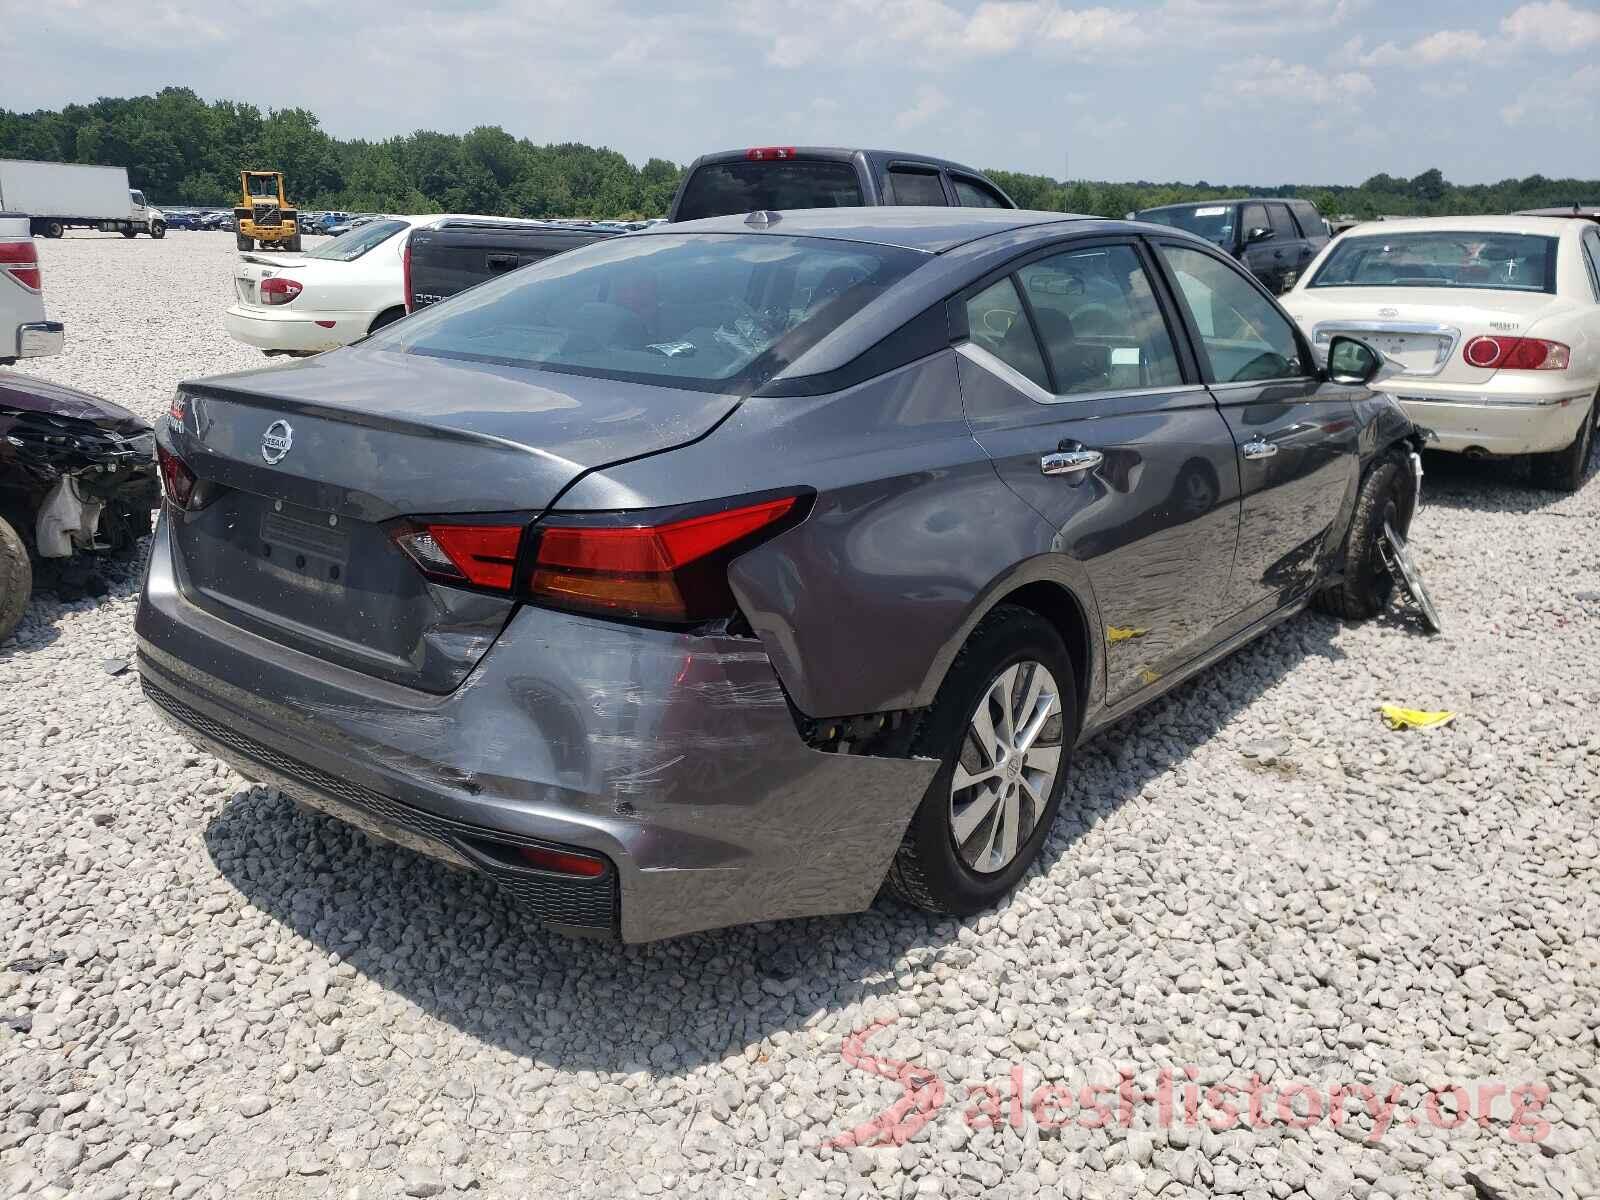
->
[136,515,935,941]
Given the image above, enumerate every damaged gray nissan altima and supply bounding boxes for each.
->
[138,208,1427,941]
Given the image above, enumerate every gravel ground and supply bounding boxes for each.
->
[2,231,1598,1200]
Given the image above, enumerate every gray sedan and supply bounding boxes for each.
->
[139,208,1423,941]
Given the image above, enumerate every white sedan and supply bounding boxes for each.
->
[224,215,430,356]
[1284,215,1599,491]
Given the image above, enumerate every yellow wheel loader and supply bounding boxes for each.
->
[234,171,301,252]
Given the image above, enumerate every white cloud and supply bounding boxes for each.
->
[894,84,950,131]
[1502,0,1600,53]
[1504,62,1600,124]
[1231,56,1375,105]
[1365,28,1487,67]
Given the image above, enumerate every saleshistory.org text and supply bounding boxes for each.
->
[825,1019,1556,1151]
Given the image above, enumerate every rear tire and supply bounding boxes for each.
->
[236,233,253,252]
[121,229,137,239]
[885,605,1076,915]
[1314,448,1413,621]
[1529,396,1595,493]
[44,220,64,239]
[150,221,166,240]
[0,514,32,646]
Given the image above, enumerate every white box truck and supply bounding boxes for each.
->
[0,159,166,240]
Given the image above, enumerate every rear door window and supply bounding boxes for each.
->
[964,277,1049,389]
[1268,204,1298,240]
[675,161,865,221]
[1582,228,1600,301]
[1017,245,1183,395]
[888,168,948,206]
[951,175,1008,209]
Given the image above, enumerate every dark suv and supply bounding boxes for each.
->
[668,147,1015,222]
[1134,198,1328,294]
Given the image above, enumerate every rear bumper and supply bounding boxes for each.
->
[1382,380,1595,455]
[16,321,64,358]
[136,514,935,942]
[224,305,364,353]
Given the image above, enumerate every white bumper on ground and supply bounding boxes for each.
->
[1382,379,1595,455]
[223,305,367,354]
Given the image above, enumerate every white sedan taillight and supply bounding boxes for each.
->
[1462,335,1570,371]
[260,276,303,306]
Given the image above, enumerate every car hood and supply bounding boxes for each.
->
[0,373,150,436]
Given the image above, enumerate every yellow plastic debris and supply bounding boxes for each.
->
[1108,627,1150,643]
[1380,705,1457,731]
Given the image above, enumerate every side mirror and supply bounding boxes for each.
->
[1327,335,1397,386]
[1246,226,1274,245]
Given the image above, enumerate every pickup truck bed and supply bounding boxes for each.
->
[405,219,622,312]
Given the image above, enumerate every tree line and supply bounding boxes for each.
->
[3,88,1596,222]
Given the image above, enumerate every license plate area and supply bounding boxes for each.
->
[235,277,256,305]
[259,508,350,594]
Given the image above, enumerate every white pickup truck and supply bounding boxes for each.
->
[0,212,63,363]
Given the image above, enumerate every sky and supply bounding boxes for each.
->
[2,0,1597,185]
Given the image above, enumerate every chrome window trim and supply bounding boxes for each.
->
[1310,320,1461,377]
[1207,376,1317,393]
[956,342,1208,406]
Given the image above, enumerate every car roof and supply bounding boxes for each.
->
[1137,197,1308,213]
[689,146,997,175]
[649,207,1091,253]
[1333,215,1580,237]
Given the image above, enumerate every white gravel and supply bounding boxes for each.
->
[2,231,1598,1200]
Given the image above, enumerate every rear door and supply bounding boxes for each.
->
[955,238,1242,704]
[1266,203,1306,292]
[1150,239,1360,625]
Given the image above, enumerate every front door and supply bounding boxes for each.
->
[1150,240,1361,624]
[955,239,1243,704]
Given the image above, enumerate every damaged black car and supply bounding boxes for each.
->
[0,374,160,643]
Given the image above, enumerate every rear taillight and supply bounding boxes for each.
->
[393,524,522,590]
[156,445,197,510]
[745,146,797,161]
[529,496,800,622]
[393,494,807,623]
[0,240,41,291]
[1462,335,1570,371]
[402,236,413,313]
[259,276,302,306]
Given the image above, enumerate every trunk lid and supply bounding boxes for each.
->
[1292,288,1574,385]
[167,347,740,691]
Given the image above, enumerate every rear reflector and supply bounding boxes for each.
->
[0,239,41,291]
[394,524,522,590]
[515,845,606,877]
[745,146,797,161]
[529,496,800,622]
[1462,335,1569,371]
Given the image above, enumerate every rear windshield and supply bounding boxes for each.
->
[1138,205,1237,249]
[1310,232,1558,293]
[304,219,408,262]
[676,161,865,221]
[372,232,926,393]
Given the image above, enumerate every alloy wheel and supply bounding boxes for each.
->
[950,661,1064,874]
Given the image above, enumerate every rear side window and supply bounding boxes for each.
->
[965,277,1049,389]
[952,176,1008,209]
[888,169,947,206]
[675,161,864,221]
[375,233,926,393]
[1268,205,1297,240]
[1309,232,1558,294]
[1583,228,1600,301]
[1017,245,1182,394]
